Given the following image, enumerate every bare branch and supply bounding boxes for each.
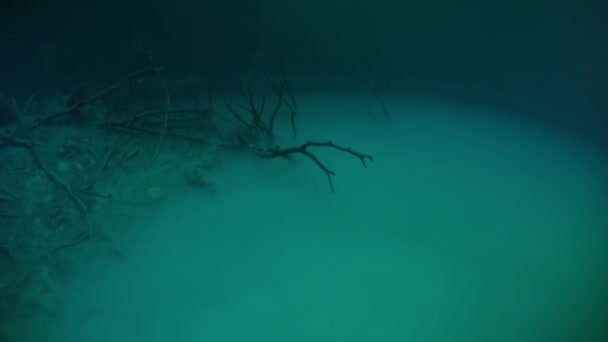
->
[243,140,373,193]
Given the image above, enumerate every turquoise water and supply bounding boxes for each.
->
[46,98,607,341]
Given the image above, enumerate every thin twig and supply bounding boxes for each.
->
[151,62,171,163]
[268,73,297,137]
[0,129,33,148]
[88,106,142,187]
[244,140,373,193]
[104,108,212,128]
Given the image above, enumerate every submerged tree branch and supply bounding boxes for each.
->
[241,138,373,193]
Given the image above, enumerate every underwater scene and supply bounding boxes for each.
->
[1,1,607,341]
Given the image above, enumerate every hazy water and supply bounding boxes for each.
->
[45,96,608,341]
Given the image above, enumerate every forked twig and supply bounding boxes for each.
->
[268,73,297,137]
[243,139,373,193]
[150,58,172,163]
[224,76,297,142]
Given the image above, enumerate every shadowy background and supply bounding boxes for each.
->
[1,0,606,144]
